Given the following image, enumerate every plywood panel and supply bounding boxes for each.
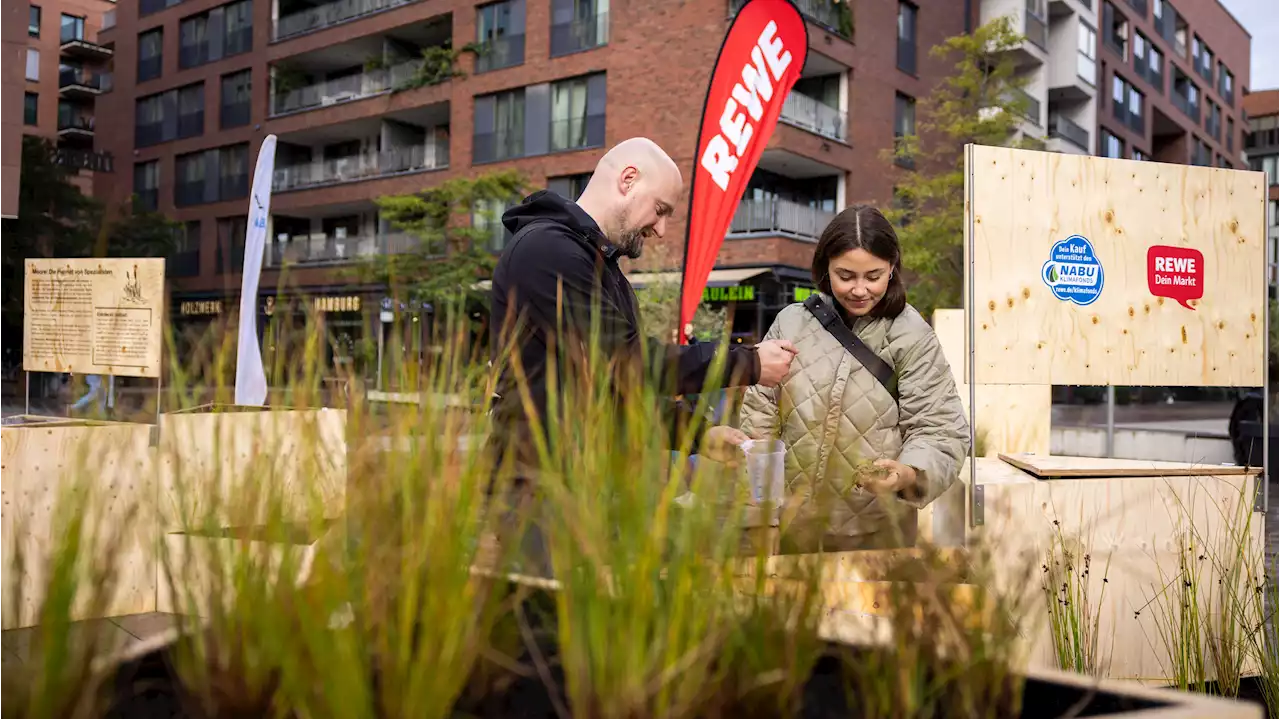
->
[998,453,1255,478]
[157,409,347,532]
[971,469,1263,682]
[967,145,1266,387]
[1,423,157,629]
[932,309,1051,456]
[23,258,165,378]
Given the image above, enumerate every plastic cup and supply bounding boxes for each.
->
[742,439,786,505]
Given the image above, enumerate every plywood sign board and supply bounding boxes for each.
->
[23,258,166,378]
[965,145,1266,387]
[932,309,1051,456]
[997,452,1254,478]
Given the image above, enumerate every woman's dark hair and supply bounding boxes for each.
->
[811,204,907,319]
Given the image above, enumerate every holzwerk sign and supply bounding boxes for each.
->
[679,0,807,343]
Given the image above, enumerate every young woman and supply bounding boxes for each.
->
[738,205,969,553]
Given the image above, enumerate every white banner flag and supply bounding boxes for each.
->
[234,135,277,407]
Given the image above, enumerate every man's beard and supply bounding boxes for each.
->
[614,227,647,259]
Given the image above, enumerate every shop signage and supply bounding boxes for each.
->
[1146,245,1204,310]
[793,287,816,302]
[314,295,362,313]
[180,300,223,316]
[702,285,755,302]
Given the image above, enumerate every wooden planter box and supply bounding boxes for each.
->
[966,454,1263,683]
[1,418,157,629]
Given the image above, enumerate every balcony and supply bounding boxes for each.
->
[1048,113,1089,151]
[474,33,525,73]
[270,60,427,117]
[57,112,95,140]
[730,0,852,40]
[1024,8,1048,51]
[550,13,609,57]
[272,143,449,192]
[59,67,105,98]
[780,91,846,142]
[59,27,113,61]
[274,0,417,42]
[1010,87,1042,127]
[728,198,834,242]
[1171,91,1199,122]
[266,231,419,267]
[52,147,114,173]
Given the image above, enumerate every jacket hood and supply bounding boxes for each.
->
[502,189,605,240]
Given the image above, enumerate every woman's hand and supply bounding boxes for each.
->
[701,425,751,467]
[859,458,919,497]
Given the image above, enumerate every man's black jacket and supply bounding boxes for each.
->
[488,190,760,462]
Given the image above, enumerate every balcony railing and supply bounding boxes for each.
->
[221,101,250,128]
[728,198,835,241]
[474,33,525,73]
[177,110,204,139]
[473,131,523,164]
[59,67,104,91]
[179,42,207,69]
[266,232,419,267]
[1172,90,1198,122]
[274,0,416,41]
[220,173,249,201]
[272,143,449,192]
[1010,87,1041,126]
[780,91,847,142]
[225,26,252,56]
[57,113,95,133]
[730,0,852,39]
[1048,113,1089,151]
[550,13,609,57]
[138,55,162,82]
[1024,9,1047,50]
[52,147,114,172]
[270,59,427,116]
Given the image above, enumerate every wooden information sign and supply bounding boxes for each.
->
[22,258,165,378]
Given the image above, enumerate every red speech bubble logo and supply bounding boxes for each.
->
[1147,245,1204,310]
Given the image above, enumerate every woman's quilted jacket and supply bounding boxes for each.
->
[738,297,969,546]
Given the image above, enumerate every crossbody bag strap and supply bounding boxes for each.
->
[803,295,898,400]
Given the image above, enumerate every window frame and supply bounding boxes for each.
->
[26,48,40,82]
[23,92,38,125]
[29,6,41,37]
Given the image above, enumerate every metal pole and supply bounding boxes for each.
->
[24,371,30,416]
[1105,385,1116,458]
[966,144,980,529]
[376,317,385,391]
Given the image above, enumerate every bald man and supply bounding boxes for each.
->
[489,137,798,471]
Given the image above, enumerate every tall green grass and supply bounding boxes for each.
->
[1041,523,1112,677]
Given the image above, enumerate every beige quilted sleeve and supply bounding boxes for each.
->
[738,307,790,440]
[889,307,970,509]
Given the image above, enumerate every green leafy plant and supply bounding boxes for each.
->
[392,44,476,93]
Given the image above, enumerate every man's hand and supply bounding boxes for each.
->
[701,425,750,467]
[756,339,799,387]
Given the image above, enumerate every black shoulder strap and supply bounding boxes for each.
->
[803,295,898,399]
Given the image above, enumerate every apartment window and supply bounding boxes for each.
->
[1112,76,1143,133]
[176,144,248,207]
[1192,139,1211,166]
[472,196,518,252]
[180,0,252,70]
[1133,33,1163,91]
[549,172,592,201]
[133,161,160,212]
[1102,2,1127,58]
[26,49,40,82]
[550,0,609,57]
[1077,22,1097,85]
[136,82,203,147]
[550,74,606,152]
[894,92,916,167]
[1206,102,1221,142]
[175,152,206,208]
[1171,68,1199,121]
[60,14,85,43]
[896,3,917,75]
[1218,65,1234,107]
[220,70,251,128]
[220,143,249,200]
[216,216,248,273]
[474,88,525,163]
[1132,148,1149,161]
[475,0,525,73]
[1191,36,1213,83]
[23,93,38,125]
[169,221,201,277]
[1252,155,1277,186]
[138,28,163,83]
[1226,117,1234,152]
[29,6,40,36]
[1100,129,1123,158]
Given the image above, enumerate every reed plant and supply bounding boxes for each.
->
[1041,522,1112,677]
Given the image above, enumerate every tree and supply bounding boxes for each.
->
[881,16,1043,320]
[627,244,728,343]
[353,170,529,310]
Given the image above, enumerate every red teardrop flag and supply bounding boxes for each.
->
[679,0,808,343]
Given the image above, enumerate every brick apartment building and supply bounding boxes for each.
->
[1243,88,1277,286]
[1094,0,1249,167]
[91,0,974,381]
[16,0,116,198]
